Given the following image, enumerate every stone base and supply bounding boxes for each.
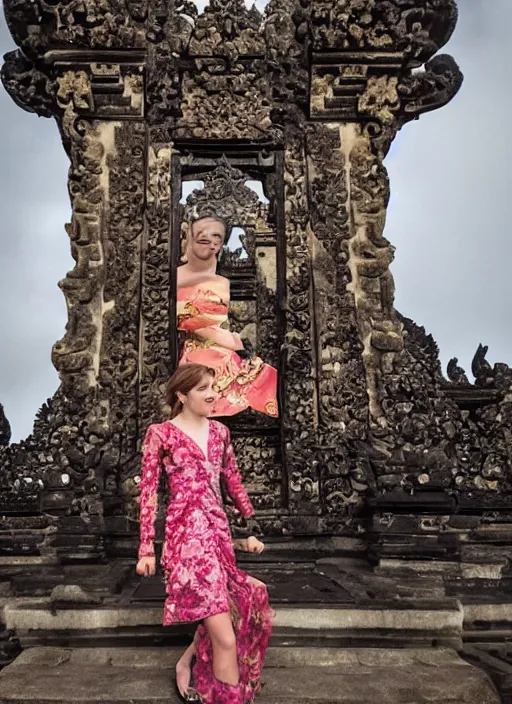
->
[0,553,510,700]
[2,599,463,652]
[0,646,500,703]
[0,554,466,652]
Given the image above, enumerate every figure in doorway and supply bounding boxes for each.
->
[177,215,278,418]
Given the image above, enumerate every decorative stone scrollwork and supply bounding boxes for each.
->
[0,405,11,448]
[308,0,462,126]
[173,1,273,141]
[0,50,56,118]
[446,357,469,386]
[398,54,464,122]
[183,158,262,231]
[188,0,264,57]
[264,0,310,129]
[281,133,320,519]
[138,142,173,434]
[177,57,273,140]
[146,3,194,141]
[3,0,146,56]
[309,0,458,60]
[2,0,511,558]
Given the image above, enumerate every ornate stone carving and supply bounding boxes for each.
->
[145,2,193,142]
[3,0,146,55]
[306,122,370,529]
[398,53,464,121]
[188,0,263,57]
[100,121,146,518]
[52,73,104,393]
[309,0,462,125]
[0,405,11,448]
[176,56,273,140]
[0,50,56,117]
[472,344,498,388]
[138,142,173,438]
[447,357,469,386]
[3,0,510,559]
[280,131,320,520]
[174,1,273,140]
[310,0,458,59]
[264,0,309,128]
[183,158,261,231]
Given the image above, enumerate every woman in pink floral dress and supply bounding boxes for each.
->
[136,363,273,704]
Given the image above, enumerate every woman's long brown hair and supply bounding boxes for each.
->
[165,364,216,419]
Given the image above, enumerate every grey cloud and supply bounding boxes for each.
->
[386,0,512,377]
[0,15,72,442]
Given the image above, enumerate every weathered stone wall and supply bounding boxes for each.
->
[1,0,510,561]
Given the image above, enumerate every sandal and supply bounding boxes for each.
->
[174,681,204,703]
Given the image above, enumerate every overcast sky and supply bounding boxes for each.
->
[0,0,510,442]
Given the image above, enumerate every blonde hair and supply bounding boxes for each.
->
[190,215,228,234]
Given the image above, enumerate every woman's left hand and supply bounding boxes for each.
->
[136,556,156,577]
[246,536,265,554]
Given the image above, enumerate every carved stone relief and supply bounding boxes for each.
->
[1,0,509,558]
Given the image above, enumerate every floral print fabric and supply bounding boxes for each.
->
[177,284,278,418]
[138,419,273,702]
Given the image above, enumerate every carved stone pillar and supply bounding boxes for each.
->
[306,122,372,531]
[1,2,147,559]
[9,1,512,563]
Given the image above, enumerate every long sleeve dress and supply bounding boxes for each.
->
[138,419,273,703]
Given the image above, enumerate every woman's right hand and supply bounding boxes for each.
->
[246,536,265,554]
[136,556,156,577]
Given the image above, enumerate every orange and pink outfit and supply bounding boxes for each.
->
[177,283,278,418]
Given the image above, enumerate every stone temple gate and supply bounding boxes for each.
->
[1,3,512,702]
[0,0,511,571]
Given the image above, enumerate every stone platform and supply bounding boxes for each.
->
[0,549,510,701]
[0,646,500,704]
[0,552,465,651]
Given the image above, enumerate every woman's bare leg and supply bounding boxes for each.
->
[203,612,239,686]
[176,639,197,696]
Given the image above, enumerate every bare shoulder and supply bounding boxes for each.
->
[214,275,230,300]
[177,265,191,286]
[215,274,230,288]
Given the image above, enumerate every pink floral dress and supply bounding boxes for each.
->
[138,419,273,703]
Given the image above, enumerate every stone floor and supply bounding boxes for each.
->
[0,646,500,704]
[0,548,510,702]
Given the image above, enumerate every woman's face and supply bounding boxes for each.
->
[184,373,218,417]
[188,218,225,261]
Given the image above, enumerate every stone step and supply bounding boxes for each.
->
[1,598,464,650]
[0,646,500,703]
